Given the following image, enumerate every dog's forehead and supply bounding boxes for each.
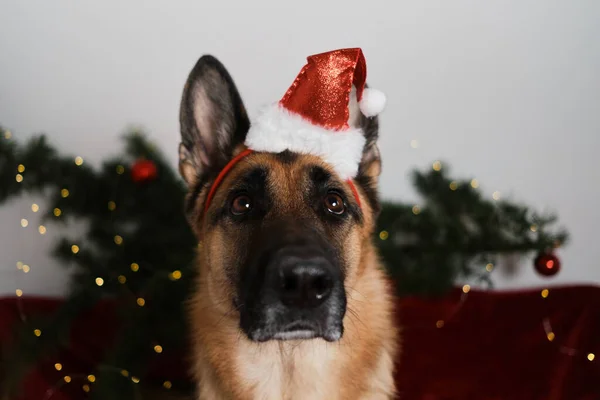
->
[243,151,339,183]
[229,151,340,206]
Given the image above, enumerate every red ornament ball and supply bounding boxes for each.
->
[534,252,561,277]
[131,159,158,183]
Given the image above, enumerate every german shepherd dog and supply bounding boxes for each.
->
[177,53,399,399]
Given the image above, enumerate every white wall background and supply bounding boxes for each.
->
[1,0,599,297]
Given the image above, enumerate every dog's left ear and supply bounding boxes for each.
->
[348,86,382,183]
[348,86,382,212]
[356,112,381,181]
[178,55,250,187]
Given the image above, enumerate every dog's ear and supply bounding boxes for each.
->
[348,86,382,212]
[356,112,381,181]
[348,86,382,182]
[178,55,250,187]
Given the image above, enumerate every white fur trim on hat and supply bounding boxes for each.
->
[245,104,366,179]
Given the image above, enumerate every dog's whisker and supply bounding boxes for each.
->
[211,302,245,330]
[346,285,370,304]
[192,297,232,313]
[345,305,367,344]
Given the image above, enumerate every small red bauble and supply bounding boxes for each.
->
[534,252,561,277]
[131,159,158,183]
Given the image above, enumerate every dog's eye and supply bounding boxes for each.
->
[231,194,252,215]
[324,193,345,215]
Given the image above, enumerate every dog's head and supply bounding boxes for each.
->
[179,54,382,343]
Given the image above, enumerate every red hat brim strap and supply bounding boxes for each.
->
[204,148,253,214]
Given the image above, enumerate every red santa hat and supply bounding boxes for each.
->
[204,48,385,213]
[244,47,386,179]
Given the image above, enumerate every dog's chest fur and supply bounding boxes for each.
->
[237,340,336,400]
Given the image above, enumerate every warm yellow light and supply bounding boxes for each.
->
[410,139,419,149]
[588,353,595,361]
[470,179,479,188]
[492,191,501,200]
[4,130,12,139]
[31,203,39,212]
[154,345,163,353]
[16,261,23,269]
[121,370,129,377]
[18,164,25,173]
[21,219,28,227]
[108,201,116,211]
[87,374,96,383]
[436,320,444,328]
[15,174,23,183]
[412,205,421,215]
[137,298,145,307]
[163,381,172,389]
[547,332,555,342]
[95,277,104,286]
[130,263,139,272]
[116,165,125,175]
[449,181,458,191]
[118,275,127,284]
[61,188,70,198]
[462,284,471,293]
[170,270,182,281]
[75,156,84,166]
[379,230,389,240]
[83,384,90,392]
[71,245,80,254]
[114,235,123,245]
[15,289,23,297]
[131,377,140,384]
[38,225,47,235]
[64,376,71,383]
[54,363,62,371]
[432,161,442,171]
[530,224,538,232]
[485,263,494,272]
[53,208,62,217]
[22,265,30,273]
[34,329,42,337]
[541,289,549,298]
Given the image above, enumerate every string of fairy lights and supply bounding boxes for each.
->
[5,129,178,397]
[382,138,596,364]
[3,129,596,398]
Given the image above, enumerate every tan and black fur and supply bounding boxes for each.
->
[178,55,399,400]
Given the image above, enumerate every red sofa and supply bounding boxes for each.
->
[1,285,599,400]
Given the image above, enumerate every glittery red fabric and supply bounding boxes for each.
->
[2,285,599,399]
[279,48,367,131]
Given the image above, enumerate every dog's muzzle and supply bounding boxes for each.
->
[238,224,346,342]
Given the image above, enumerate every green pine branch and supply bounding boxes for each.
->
[1,127,197,398]
[376,164,568,295]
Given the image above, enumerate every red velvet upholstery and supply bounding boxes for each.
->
[394,285,600,400]
[2,285,599,399]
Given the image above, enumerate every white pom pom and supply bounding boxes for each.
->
[359,88,387,117]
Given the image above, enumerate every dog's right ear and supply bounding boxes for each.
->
[178,55,250,187]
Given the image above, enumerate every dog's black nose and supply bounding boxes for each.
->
[278,255,334,308]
